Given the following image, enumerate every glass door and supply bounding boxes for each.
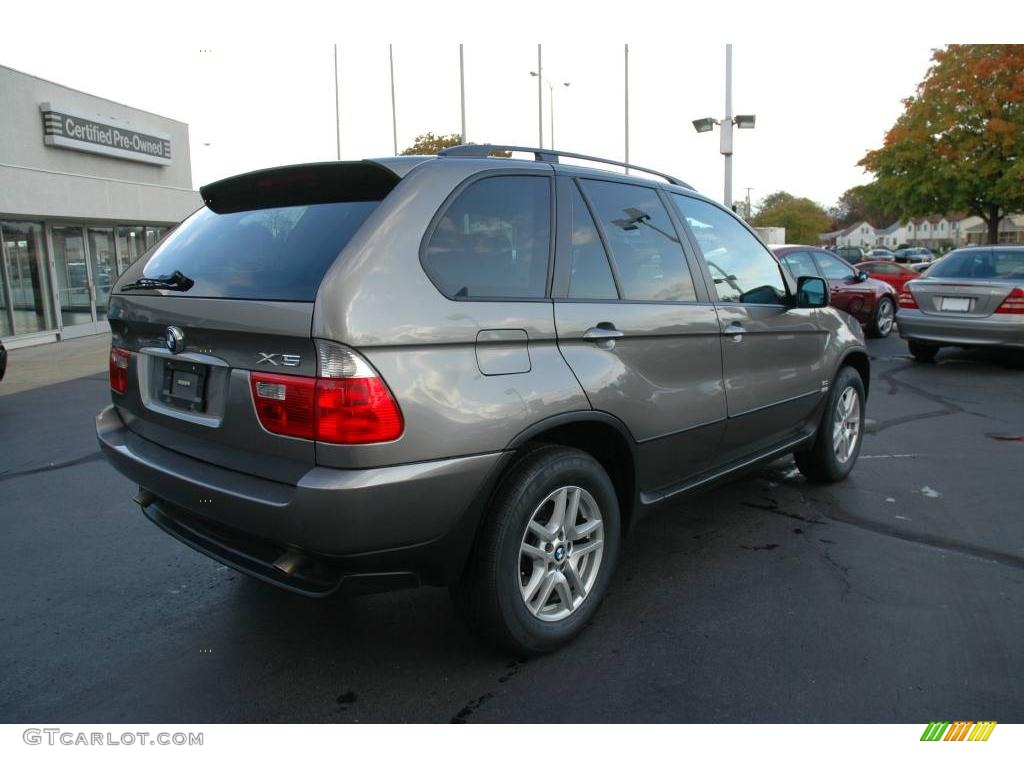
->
[51,224,98,338]
[87,227,116,323]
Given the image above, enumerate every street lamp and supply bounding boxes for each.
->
[692,44,755,208]
[529,71,570,149]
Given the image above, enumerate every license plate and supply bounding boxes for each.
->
[159,359,208,411]
[941,297,971,312]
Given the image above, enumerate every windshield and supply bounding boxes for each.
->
[926,249,1024,280]
[140,201,380,300]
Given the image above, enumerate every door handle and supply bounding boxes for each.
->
[583,326,625,341]
[723,322,745,341]
[583,324,624,350]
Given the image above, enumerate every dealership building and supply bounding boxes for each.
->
[0,65,202,348]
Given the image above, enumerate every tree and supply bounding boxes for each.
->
[401,132,464,155]
[829,183,899,229]
[751,191,832,245]
[860,45,1024,244]
[400,133,512,158]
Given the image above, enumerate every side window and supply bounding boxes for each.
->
[779,251,818,279]
[567,183,618,299]
[813,252,856,280]
[580,180,696,302]
[423,175,551,299]
[671,194,787,304]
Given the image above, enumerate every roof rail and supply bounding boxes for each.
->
[438,144,692,189]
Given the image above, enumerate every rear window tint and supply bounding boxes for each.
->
[582,180,696,302]
[140,201,379,300]
[567,184,618,300]
[423,175,551,299]
[928,249,1024,280]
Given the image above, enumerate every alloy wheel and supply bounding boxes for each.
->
[518,486,605,622]
[877,300,895,336]
[833,386,861,464]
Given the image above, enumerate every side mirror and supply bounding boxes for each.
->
[796,276,829,308]
[857,270,869,282]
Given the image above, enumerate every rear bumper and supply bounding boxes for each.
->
[96,405,506,590]
[898,310,1024,348]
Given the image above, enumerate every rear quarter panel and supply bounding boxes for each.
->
[313,159,591,469]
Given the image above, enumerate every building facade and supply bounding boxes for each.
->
[0,65,201,348]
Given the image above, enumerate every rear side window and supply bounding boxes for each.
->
[779,251,818,279]
[580,180,696,302]
[423,175,551,299]
[567,184,618,299]
[141,201,380,301]
[813,252,856,280]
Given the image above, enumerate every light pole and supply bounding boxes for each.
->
[535,44,543,147]
[692,44,755,209]
[624,43,630,173]
[459,44,466,143]
[530,71,570,149]
[389,44,398,156]
[333,44,341,160]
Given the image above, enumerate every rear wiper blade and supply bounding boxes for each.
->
[121,270,194,292]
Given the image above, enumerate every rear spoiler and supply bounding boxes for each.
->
[200,161,402,214]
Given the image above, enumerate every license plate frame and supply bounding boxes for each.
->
[159,359,208,411]
[940,297,971,312]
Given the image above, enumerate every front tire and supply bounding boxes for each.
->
[794,366,866,483]
[452,445,620,655]
[868,297,896,338]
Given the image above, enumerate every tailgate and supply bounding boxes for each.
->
[109,294,318,484]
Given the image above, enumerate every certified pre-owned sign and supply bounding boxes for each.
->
[40,102,172,166]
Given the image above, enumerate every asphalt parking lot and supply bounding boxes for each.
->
[1,333,1022,723]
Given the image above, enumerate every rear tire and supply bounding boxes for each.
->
[868,297,896,338]
[452,445,620,655]
[908,340,939,363]
[794,366,865,484]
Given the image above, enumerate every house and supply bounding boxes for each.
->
[875,221,902,248]
[963,213,1024,245]
[836,221,875,249]
[820,211,1021,252]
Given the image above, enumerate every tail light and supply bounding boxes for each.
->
[250,341,403,444]
[898,285,918,309]
[995,287,1024,314]
[109,346,131,394]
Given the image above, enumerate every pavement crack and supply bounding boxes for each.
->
[868,363,990,435]
[820,499,1024,573]
[742,499,825,525]
[451,691,493,723]
[0,451,104,483]
[820,548,852,599]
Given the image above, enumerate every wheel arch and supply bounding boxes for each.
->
[506,411,640,535]
[837,348,871,399]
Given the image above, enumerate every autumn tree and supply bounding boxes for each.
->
[860,45,1024,244]
[829,183,899,229]
[752,191,831,245]
[400,133,513,158]
[401,132,464,155]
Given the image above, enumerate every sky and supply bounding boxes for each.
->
[3,1,1019,212]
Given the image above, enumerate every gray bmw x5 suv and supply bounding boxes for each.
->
[96,145,869,653]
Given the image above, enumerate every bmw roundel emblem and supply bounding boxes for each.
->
[165,326,185,354]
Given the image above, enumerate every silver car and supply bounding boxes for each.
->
[898,246,1024,362]
[96,145,869,653]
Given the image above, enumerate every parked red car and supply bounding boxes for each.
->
[855,260,921,294]
[773,246,899,337]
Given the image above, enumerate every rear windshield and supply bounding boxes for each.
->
[140,201,379,300]
[927,249,1024,281]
